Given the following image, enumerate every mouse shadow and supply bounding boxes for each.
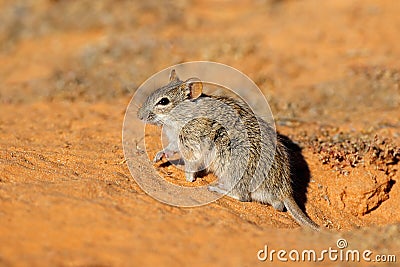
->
[158,159,210,179]
[278,133,312,213]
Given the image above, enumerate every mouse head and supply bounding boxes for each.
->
[137,69,203,125]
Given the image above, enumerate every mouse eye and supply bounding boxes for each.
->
[157,97,170,106]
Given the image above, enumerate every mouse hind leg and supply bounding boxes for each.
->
[271,199,285,211]
[208,183,251,202]
[251,190,285,211]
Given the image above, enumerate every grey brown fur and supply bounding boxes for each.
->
[137,70,319,231]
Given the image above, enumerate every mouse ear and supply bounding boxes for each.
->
[169,69,180,82]
[186,78,203,99]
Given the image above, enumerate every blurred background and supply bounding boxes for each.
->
[1,0,399,125]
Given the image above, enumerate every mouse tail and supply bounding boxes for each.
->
[283,197,320,231]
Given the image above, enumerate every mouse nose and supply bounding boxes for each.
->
[137,106,147,121]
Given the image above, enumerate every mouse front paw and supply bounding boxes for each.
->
[153,150,165,162]
[153,149,176,162]
[185,172,196,182]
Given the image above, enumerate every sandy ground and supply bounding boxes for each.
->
[0,0,399,266]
